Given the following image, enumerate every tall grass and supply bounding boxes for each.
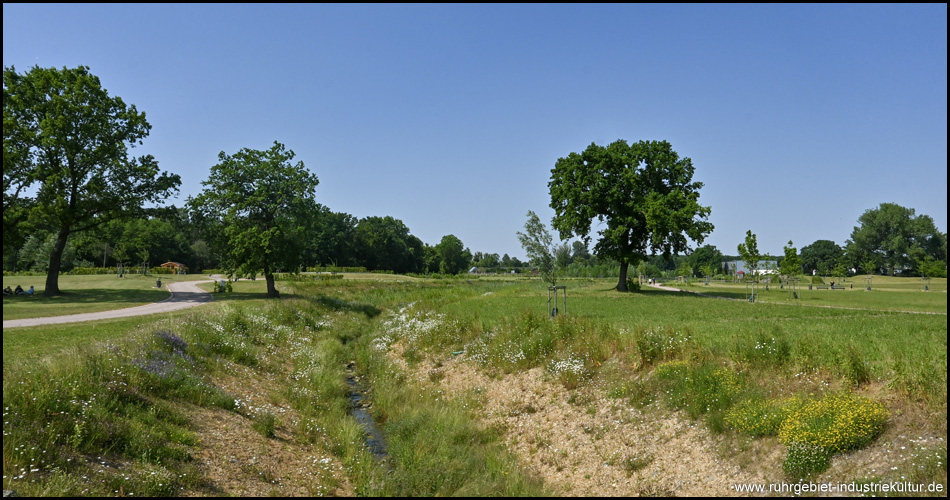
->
[3,276,945,495]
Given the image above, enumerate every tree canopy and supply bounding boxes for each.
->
[779,240,802,277]
[800,239,843,276]
[516,210,559,286]
[736,230,762,280]
[354,216,424,274]
[188,141,318,297]
[845,202,946,276]
[688,244,724,278]
[435,234,470,275]
[548,139,713,291]
[3,65,181,295]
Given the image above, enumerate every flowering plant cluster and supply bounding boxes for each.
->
[778,393,889,455]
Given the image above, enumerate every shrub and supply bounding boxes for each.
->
[778,393,889,476]
[725,398,786,437]
[725,395,808,437]
[778,393,889,454]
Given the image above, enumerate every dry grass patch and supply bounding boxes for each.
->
[180,362,353,496]
[392,345,776,496]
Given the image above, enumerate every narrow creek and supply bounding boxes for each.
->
[345,362,389,461]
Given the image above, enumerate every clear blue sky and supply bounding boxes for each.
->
[4,4,946,260]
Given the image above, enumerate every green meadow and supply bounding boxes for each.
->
[3,275,946,496]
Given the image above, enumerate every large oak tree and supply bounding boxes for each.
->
[188,141,318,297]
[3,65,180,295]
[548,139,713,291]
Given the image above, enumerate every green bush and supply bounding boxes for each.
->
[69,267,114,275]
[779,393,888,454]
[777,393,889,477]
[725,395,808,437]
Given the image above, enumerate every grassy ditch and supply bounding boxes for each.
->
[3,276,946,495]
[2,279,548,496]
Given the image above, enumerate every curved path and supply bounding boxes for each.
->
[2,280,214,329]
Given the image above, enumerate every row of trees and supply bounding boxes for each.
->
[4,65,524,297]
[523,137,945,288]
[732,202,947,280]
[6,66,946,297]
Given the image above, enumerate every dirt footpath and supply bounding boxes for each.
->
[2,280,214,329]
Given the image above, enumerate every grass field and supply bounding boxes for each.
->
[2,274,946,496]
[2,274,213,320]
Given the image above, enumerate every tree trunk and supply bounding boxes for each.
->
[617,261,629,292]
[263,264,280,298]
[44,227,70,296]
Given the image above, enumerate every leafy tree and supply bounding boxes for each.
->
[554,242,573,270]
[436,234,469,275]
[480,252,500,268]
[736,230,762,280]
[516,210,560,286]
[304,205,358,268]
[676,260,693,280]
[846,203,944,275]
[549,139,713,291]
[353,216,423,274]
[916,256,947,278]
[17,232,76,273]
[188,141,318,297]
[800,240,843,276]
[189,239,212,272]
[860,254,879,276]
[3,65,181,295]
[636,260,663,280]
[832,262,848,278]
[571,240,592,265]
[423,244,440,274]
[779,240,802,277]
[688,244,724,277]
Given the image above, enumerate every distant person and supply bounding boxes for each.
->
[3,286,12,295]
[25,285,34,295]
[14,285,24,295]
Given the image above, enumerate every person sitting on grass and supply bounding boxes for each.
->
[24,285,34,295]
[3,286,12,295]
[14,285,24,295]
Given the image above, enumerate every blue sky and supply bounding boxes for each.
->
[4,4,946,260]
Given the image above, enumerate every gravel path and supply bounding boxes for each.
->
[2,280,214,329]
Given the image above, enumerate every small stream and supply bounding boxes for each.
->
[345,362,389,461]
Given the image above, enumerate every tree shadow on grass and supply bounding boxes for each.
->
[8,288,167,305]
[310,295,381,318]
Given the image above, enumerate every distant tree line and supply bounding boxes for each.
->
[5,66,946,299]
